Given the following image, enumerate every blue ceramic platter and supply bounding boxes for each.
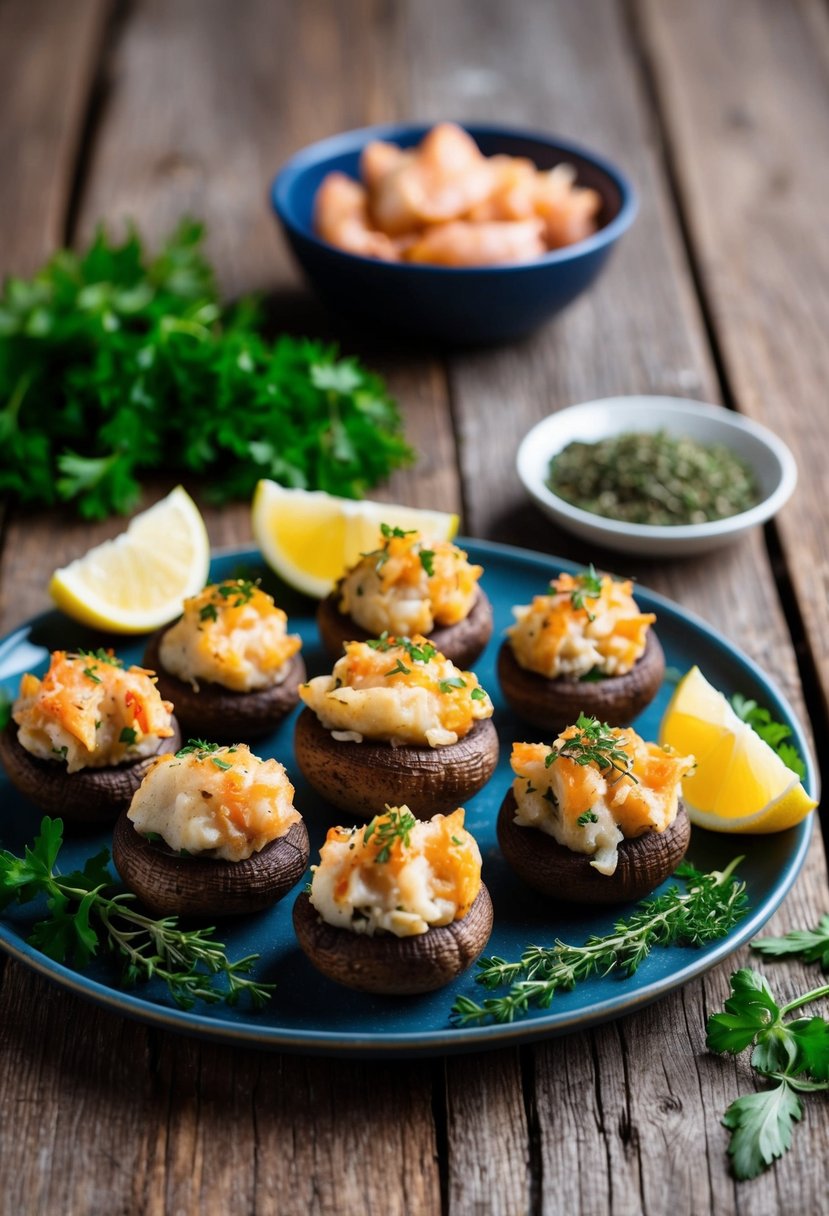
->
[0,541,816,1057]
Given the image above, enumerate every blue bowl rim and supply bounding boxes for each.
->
[271,120,638,275]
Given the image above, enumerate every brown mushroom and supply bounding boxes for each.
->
[292,883,494,994]
[497,788,691,904]
[497,631,665,734]
[144,627,305,741]
[293,708,499,818]
[0,718,182,826]
[317,586,494,669]
[112,811,310,917]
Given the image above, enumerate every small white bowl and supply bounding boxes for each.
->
[516,396,797,557]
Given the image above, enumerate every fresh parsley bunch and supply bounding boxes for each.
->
[0,817,273,1008]
[0,220,413,518]
[707,962,829,1179]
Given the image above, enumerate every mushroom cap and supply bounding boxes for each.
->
[293,708,499,818]
[144,626,305,741]
[316,586,494,669]
[497,787,691,904]
[497,630,665,734]
[112,811,310,917]
[292,884,494,994]
[0,717,182,825]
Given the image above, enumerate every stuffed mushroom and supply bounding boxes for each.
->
[317,525,493,668]
[0,648,181,824]
[294,634,499,818]
[293,805,493,994]
[497,717,694,903]
[497,567,664,734]
[145,578,305,740]
[112,740,309,917]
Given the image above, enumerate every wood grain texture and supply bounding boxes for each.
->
[635,0,829,739]
[0,0,112,273]
[0,0,828,1213]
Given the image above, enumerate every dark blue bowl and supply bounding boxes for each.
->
[271,122,637,346]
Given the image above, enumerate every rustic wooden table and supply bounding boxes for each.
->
[1,1,827,1212]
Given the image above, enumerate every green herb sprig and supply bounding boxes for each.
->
[0,221,413,518]
[545,713,637,784]
[0,818,273,1009]
[707,968,829,1178]
[451,858,747,1026]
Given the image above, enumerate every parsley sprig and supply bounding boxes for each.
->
[0,221,413,518]
[545,713,638,784]
[451,858,747,1026]
[707,968,829,1178]
[0,818,274,1009]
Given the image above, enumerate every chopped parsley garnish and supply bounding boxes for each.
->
[570,565,603,612]
[384,659,411,678]
[451,835,464,846]
[176,739,220,757]
[419,549,435,577]
[119,727,138,745]
[368,635,437,665]
[211,757,232,771]
[380,523,415,540]
[470,687,487,701]
[364,808,417,864]
[439,677,466,694]
[75,648,123,667]
[199,603,218,622]
[83,666,102,685]
[577,809,599,826]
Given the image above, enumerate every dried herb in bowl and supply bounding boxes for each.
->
[547,430,760,526]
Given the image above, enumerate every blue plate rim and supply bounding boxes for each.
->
[271,120,639,273]
[0,538,817,1056]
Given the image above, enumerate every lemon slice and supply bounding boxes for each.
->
[49,486,210,633]
[659,666,816,833]
[251,481,459,598]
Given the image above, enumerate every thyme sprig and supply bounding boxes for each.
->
[451,858,747,1026]
[545,713,638,784]
[0,818,274,1009]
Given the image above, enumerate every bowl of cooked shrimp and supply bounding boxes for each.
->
[271,121,637,345]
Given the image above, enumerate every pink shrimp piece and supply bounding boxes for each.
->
[465,155,537,222]
[360,141,412,191]
[370,122,495,236]
[404,218,547,267]
[313,172,401,261]
[533,164,602,248]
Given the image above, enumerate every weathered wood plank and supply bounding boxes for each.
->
[0,0,112,273]
[0,3,452,1214]
[402,0,829,1210]
[635,0,829,739]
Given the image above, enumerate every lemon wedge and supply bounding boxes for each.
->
[659,665,816,833]
[251,481,459,598]
[49,486,210,633]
